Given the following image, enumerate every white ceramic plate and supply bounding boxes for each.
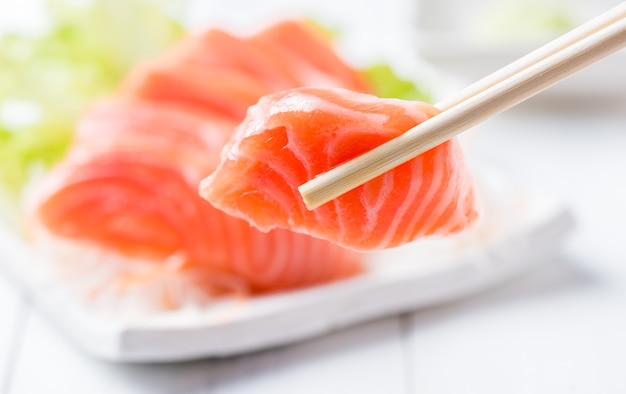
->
[0,168,573,362]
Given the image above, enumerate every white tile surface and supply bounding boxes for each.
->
[406,260,626,393]
[404,102,626,393]
[0,274,24,391]
[8,312,407,394]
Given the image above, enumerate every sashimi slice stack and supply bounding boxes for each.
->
[27,21,371,310]
[26,20,480,313]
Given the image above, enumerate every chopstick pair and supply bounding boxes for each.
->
[299,2,626,210]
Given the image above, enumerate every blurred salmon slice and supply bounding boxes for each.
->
[73,98,236,170]
[120,61,273,120]
[78,98,234,138]
[28,20,375,308]
[250,20,371,92]
[30,100,362,306]
[120,20,370,122]
[171,29,300,90]
[34,153,362,297]
[200,87,479,251]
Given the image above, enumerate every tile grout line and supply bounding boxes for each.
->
[398,313,415,394]
[1,299,30,394]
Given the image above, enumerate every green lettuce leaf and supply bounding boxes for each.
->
[361,63,433,102]
[0,0,185,197]
[308,19,433,103]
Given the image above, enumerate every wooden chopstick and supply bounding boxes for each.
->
[299,3,626,210]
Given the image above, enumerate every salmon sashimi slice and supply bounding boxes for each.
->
[72,99,237,171]
[76,98,238,143]
[200,87,479,251]
[119,61,274,120]
[29,99,363,306]
[33,154,362,298]
[34,153,214,262]
[250,20,371,93]
[171,29,300,91]
[120,20,370,124]
[28,20,378,308]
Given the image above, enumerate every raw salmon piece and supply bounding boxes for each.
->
[168,21,369,94]
[200,87,479,251]
[121,20,370,121]
[29,20,380,308]
[250,20,371,93]
[33,152,362,297]
[170,29,299,91]
[119,60,273,120]
[34,153,214,261]
[72,99,237,171]
[32,100,228,262]
[30,99,363,305]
